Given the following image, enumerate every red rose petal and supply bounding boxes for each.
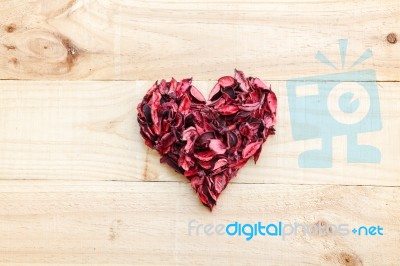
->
[209,139,227,154]
[218,105,239,115]
[199,160,213,170]
[213,158,228,170]
[218,76,235,88]
[267,91,277,114]
[242,141,263,159]
[251,77,268,90]
[214,174,227,193]
[234,69,250,92]
[239,102,260,111]
[194,150,215,161]
[208,83,222,101]
[159,132,175,150]
[190,86,206,102]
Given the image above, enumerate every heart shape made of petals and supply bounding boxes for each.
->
[137,70,277,210]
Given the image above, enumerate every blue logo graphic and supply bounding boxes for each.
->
[188,220,384,241]
[286,39,382,168]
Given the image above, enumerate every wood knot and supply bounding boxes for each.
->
[324,251,363,266]
[3,44,16,50]
[9,57,18,65]
[60,36,79,70]
[108,219,123,241]
[309,219,334,236]
[338,252,363,266]
[386,33,397,44]
[5,23,16,33]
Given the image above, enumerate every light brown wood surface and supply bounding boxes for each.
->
[0,181,398,265]
[0,81,398,186]
[0,0,399,81]
[0,0,399,265]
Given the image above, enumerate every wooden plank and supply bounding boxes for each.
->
[0,180,398,265]
[0,81,398,185]
[0,0,398,80]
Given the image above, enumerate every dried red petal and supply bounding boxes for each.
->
[199,160,213,170]
[208,83,222,101]
[179,154,195,171]
[242,141,263,159]
[267,91,277,114]
[190,86,206,102]
[160,154,184,174]
[218,76,235,88]
[213,158,228,170]
[239,102,260,111]
[159,132,176,153]
[234,69,250,92]
[218,105,239,115]
[182,127,198,153]
[178,94,191,113]
[214,174,227,193]
[209,139,227,154]
[194,150,215,161]
[251,77,268,90]
[227,131,238,148]
[196,132,215,147]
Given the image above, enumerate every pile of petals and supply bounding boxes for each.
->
[137,70,277,210]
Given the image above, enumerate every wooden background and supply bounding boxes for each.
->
[0,0,399,265]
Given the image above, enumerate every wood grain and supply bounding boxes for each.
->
[0,81,398,185]
[0,0,399,81]
[0,1,399,265]
[0,180,398,265]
